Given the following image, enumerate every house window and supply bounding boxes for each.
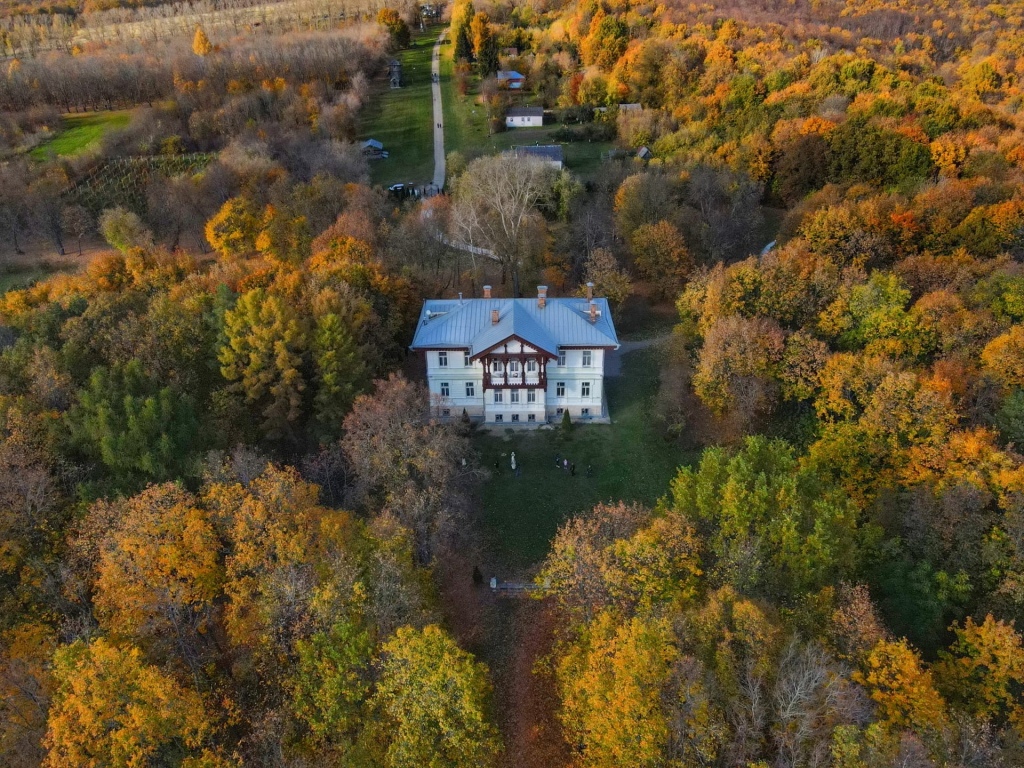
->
[512,413,520,422]
[491,360,502,373]
[527,389,536,403]
[494,390,503,403]
[526,359,537,373]
[556,408,564,416]
[495,414,503,422]
[440,382,450,397]
[509,360,520,373]
[465,382,475,397]
[438,351,448,367]
[528,414,536,422]
[511,390,520,403]
[582,382,591,397]
[556,382,565,397]
[465,354,473,366]
[442,408,451,416]
[582,351,592,367]
[558,351,566,366]
[582,408,590,416]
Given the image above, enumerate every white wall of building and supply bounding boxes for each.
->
[505,114,543,128]
[424,346,608,423]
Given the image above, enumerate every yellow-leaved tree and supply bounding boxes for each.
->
[557,611,677,768]
[854,638,948,734]
[43,638,219,767]
[92,484,223,663]
[192,26,213,57]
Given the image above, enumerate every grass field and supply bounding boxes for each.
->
[358,28,440,187]
[30,111,132,161]
[0,268,48,294]
[475,344,696,568]
[438,39,612,180]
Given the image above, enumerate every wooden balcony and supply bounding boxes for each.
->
[481,352,550,390]
[483,371,546,389]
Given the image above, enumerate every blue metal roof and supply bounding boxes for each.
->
[410,297,619,355]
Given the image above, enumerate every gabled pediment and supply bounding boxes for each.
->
[470,334,558,361]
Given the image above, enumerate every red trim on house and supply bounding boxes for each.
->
[468,334,558,362]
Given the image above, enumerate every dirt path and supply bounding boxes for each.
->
[437,547,570,768]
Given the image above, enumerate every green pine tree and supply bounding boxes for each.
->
[312,313,367,439]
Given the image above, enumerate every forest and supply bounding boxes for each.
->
[5,0,1024,765]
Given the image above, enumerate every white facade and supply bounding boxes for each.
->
[505,113,543,128]
[425,346,607,424]
[411,292,619,426]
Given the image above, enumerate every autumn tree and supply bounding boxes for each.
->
[538,502,700,621]
[214,466,358,667]
[342,374,472,563]
[451,0,475,62]
[613,172,675,242]
[205,197,263,257]
[372,625,501,768]
[853,639,948,734]
[192,25,213,57]
[630,220,693,296]
[377,8,411,49]
[91,484,222,671]
[691,314,785,427]
[470,12,498,77]
[558,612,677,768]
[982,325,1024,390]
[581,248,631,307]
[43,638,215,767]
[935,615,1024,725]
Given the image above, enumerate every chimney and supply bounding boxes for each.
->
[537,285,547,309]
[483,285,492,299]
[586,281,594,301]
[458,292,463,304]
[589,300,597,324]
[491,309,500,325]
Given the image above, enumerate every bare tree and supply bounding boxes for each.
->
[61,205,93,256]
[450,152,555,296]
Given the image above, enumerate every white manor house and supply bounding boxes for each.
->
[410,285,620,425]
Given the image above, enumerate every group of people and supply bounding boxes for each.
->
[554,453,593,478]
[491,452,594,479]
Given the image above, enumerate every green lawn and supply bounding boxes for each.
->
[438,38,612,180]
[0,266,64,294]
[359,27,441,187]
[30,111,132,161]
[475,345,697,568]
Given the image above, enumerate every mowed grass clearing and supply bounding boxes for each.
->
[30,111,132,161]
[359,27,440,187]
[438,39,612,180]
[475,345,697,569]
